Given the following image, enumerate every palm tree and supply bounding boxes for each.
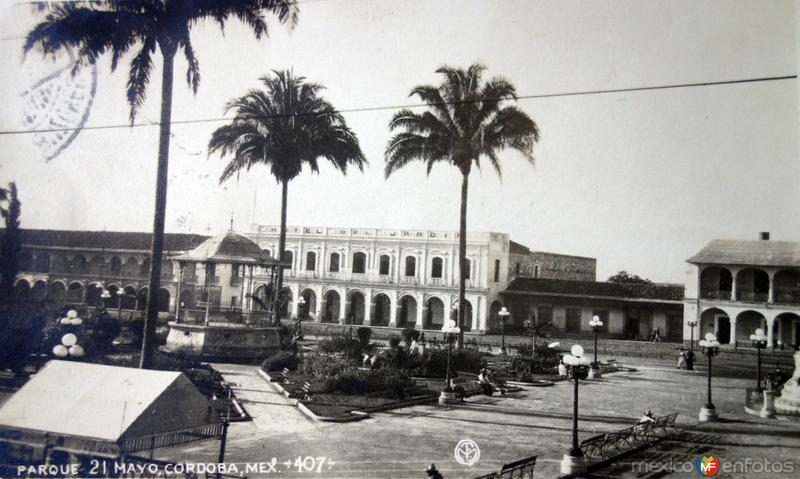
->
[209,70,366,323]
[385,64,539,347]
[24,0,298,369]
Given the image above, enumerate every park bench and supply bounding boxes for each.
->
[472,454,537,479]
[579,412,680,461]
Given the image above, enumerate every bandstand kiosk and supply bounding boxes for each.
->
[164,230,287,360]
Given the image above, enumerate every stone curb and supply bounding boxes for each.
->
[257,368,369,423]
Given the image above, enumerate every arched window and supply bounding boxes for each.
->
[110,256,122,273]
[379,255,391,276]
[352,252,366,274]
[283,251,294,269]
[141,257,151,275]
[34,253,50,273]
[464,259,471,280]
[18,253,33,272]
[431,257,443,278]
[306,252,316,271]
[72,255,88,273]
[405,256,416,277]
[329,252,340,272]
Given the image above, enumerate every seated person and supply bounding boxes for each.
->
[638,409,656,424]
[477,368,494,395]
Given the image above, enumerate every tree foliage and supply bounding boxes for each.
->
[607,270,651,284]
[0,183,21,305]
[385,64,539,347]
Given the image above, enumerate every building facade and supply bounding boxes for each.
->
[247,225,597,332]
[7,229,208,315]
[500,277,684,340]
[7,226,597,334]
[508,241,596,282]
[683,235,800,350]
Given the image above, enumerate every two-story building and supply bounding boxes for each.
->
[247,225,596,332]
[683,233,800,350]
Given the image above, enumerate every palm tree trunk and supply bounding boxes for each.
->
[139,45,177,369]
[275,179,289,324]
[457,171,468,349]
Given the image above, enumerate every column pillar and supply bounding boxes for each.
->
[342,300,350,324]
[767,270,775,304]
[767,315,775,351]
[290,284,300,319]
[389,298,398,327]
[776,318,783,349]
[320,298,328,323]
[730,267,739,301]
[417,299,426,330]
[365,301,374,326]
[731,316,737,347]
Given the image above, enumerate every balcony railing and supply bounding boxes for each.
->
[400,276,419,286]
[773,293,800,305]
[737,291,769,303]
[701,290,732,300]
[297,271,319,279]
[428,277,446,287]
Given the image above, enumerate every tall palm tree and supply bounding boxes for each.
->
[24,0,299,369]
[209,70,366,322]
[385,64,539,348]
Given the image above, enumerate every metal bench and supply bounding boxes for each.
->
[579,413,680,461]
[473,455,537,479]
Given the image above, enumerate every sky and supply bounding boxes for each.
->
[0,0,798,284]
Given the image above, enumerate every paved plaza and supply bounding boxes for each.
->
[153,356,800,479]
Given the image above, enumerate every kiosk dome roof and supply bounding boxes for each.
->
[172,230,283,265]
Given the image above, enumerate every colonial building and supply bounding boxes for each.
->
[247,225,596,332]
[7,229,208,314]
[6,226,596,334]
[683,233,800,350]
[500,278,684,340]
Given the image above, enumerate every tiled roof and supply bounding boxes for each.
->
[504,277,684,302]
[0,229,208,252]
[687,239,800,267]
[172,231,284,265]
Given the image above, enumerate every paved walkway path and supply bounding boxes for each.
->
[153,359,799,479]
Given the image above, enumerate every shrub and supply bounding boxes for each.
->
[85,309,121,353]
[317,335,368,362]
[301,352,351,378]
[261,351,299,372]
[511,339,561,377]
[356,327,372,349]
[407,349,486,377]
[388,335,401,349]
[401,327,420,344]
[321,367,413,397]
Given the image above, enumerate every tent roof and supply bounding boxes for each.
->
[171,231,285,266]
[0,361,220,443]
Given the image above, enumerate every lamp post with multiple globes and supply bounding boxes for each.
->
[687,319,698,371]
[498,307,510,355]
[588,315,604,379]
[698,332,721,422]
[296,296,306,339]
[560,344,591,476]
[438,319,461,405]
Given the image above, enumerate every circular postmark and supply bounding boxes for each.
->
[454,439,480,467]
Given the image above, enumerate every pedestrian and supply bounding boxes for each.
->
[410,337,419,356]
[425,463,444,479]
[558,359,568,379]
[677,350,687,369]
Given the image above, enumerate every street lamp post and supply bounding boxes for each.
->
[296,296,306,340]
[749,328,767,391]
[498,307,510,355]
[687,319,698,371]
[560,344,590,477]
[588,315,604,379]
[438,319,461,405]
[698,333,721,422]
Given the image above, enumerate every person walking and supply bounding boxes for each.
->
[425,464,444,479]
